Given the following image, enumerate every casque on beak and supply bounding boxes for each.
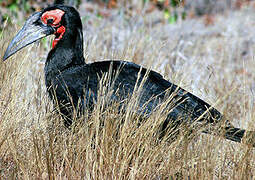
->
[3,12,54,61]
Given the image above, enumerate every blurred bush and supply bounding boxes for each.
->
[1,0,250,31]
[0,0,183,30]
[184,0,251,16]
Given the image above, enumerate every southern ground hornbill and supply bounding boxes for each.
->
[3,5,255,146]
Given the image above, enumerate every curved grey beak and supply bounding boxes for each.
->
[3,12,54,61]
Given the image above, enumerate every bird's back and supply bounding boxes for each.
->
[46,60,222,128]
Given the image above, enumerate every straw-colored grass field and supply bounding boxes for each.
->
[0,2,255,179]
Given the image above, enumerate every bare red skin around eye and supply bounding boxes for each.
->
[41,9,65,27]
[41,9,65,48]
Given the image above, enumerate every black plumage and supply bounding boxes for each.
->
[3,5,254,146]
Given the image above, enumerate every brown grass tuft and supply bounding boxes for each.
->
[0,3,255,179]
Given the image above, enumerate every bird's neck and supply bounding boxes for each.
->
[44,28,85,85]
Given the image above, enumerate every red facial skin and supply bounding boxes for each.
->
[41,9,66,48]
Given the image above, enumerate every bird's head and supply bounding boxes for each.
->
[3,5,82,61]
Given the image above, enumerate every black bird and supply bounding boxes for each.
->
[3,5,255,146]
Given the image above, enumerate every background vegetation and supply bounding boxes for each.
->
[0,0,255,179]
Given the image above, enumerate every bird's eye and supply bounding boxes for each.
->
[47,18,54,25]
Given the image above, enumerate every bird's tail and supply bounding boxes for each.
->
[222,126,255,147]
[202,123,255,147]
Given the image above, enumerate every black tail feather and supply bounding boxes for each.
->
[202,125,255,147]
[223,126,245,143]
[223,126,255,147]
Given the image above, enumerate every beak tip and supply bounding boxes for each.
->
[3,56,7,62]
[3,56,7,61]
[3,52,10,61]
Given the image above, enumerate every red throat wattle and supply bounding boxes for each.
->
[52,26,65,48]
[41,9,65,48]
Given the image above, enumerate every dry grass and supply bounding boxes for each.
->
[0,3,255,179]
